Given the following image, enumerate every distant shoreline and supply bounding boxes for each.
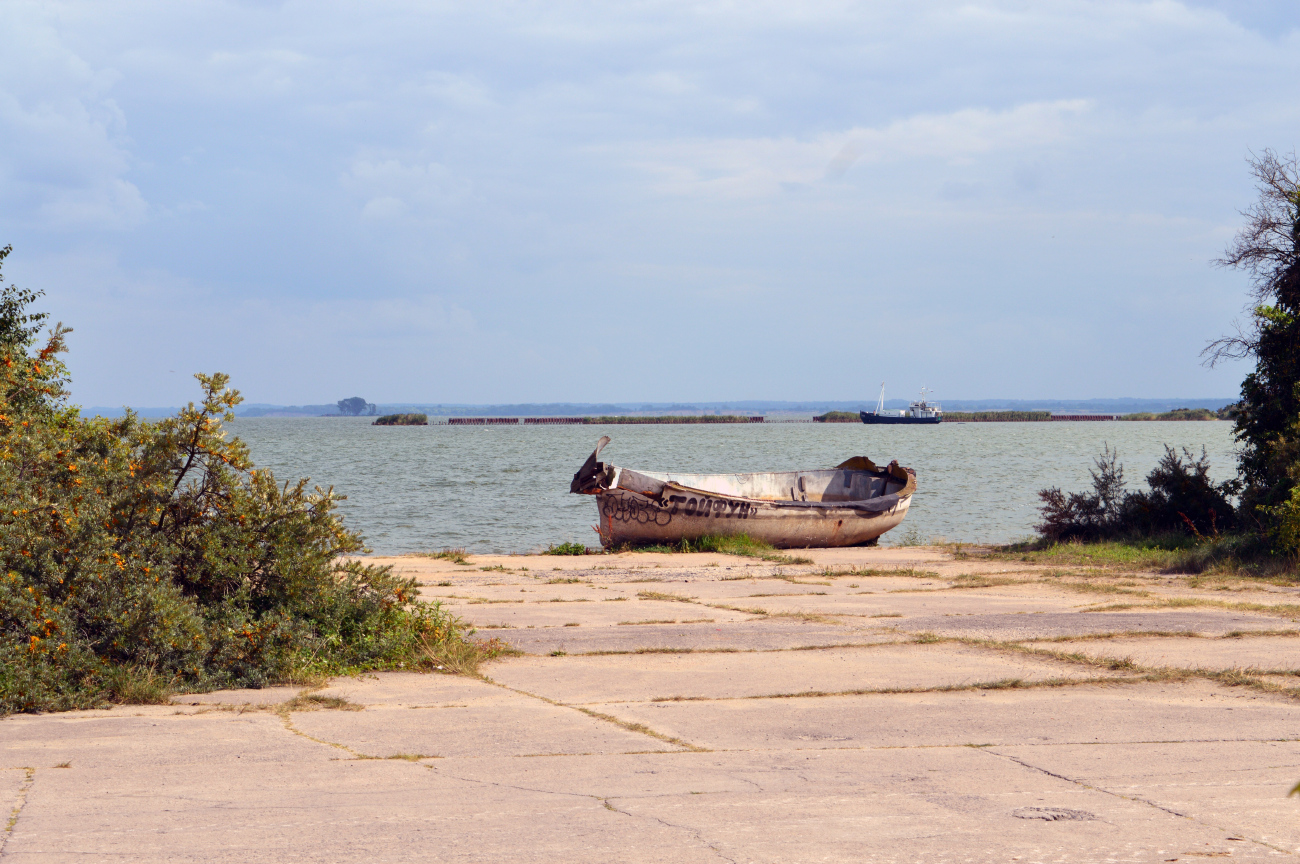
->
[85,397,1238,420]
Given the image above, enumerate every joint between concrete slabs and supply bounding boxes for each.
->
[1,767,35,855]
[478,674,709,752]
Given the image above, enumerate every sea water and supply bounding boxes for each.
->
[228,418,1238,554]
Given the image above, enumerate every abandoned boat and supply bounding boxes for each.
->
[569,436,916,549]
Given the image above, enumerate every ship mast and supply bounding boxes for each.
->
[875,383,886,416]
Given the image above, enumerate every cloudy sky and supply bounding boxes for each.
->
[1,0,1296,407]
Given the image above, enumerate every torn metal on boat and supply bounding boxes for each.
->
[569,436,915,549]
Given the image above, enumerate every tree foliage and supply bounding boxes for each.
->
[336,397,373,416]
[0,250,485,713]
[1206,149,1300,525]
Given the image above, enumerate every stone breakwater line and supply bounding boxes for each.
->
[447,415,766,425]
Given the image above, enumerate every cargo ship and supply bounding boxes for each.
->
[859,385,942,425]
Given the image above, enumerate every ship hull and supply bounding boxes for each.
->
[860,412,942,425]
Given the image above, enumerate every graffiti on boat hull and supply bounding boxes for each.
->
[600,492,760,526]
[601,495,674,526]
[665,494,758,520]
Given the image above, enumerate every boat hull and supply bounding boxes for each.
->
[594,487,910,548]
[860,411,942,425]
[570,436,916,549]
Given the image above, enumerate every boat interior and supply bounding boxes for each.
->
[619,467,900,503]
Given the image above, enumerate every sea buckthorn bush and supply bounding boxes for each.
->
[0,247,486,713]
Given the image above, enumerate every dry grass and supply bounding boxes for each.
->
[636,591,697,603]
[411,548,472,565]
[764,611,840,624]
[948,574,1032,589]
[821,567,942,580]
[648,675,1121,703]
[1058,581,1152,597]
[282,693,363,712]
[573,707,708,751]
[418,633,517,676]
[1083,597,1300,619]
[705,603,770,615]
[773,574,832,586]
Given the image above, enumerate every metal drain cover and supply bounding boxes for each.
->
[1012,807,1097,821]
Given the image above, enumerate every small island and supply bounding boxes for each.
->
[372,413,429,426]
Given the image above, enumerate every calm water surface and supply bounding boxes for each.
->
[229,419,1237,554]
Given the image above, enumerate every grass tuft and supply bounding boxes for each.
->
[821,567,941,580]
[413,548,471,565]
[283,692,363,712]
[626,534,815,564]
[418,632,517,676]
[542,542,594,556]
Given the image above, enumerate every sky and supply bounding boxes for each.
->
[1,0,1297,408]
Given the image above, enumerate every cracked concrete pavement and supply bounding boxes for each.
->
[5,546,1300,862]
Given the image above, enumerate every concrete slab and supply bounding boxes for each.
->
[733,586,1084,618]
[171,686,301,706]
[434,748,1282,863]
[899,609,1299,640]
[490,620,896,655]
[486,643,1109,704]
[4,745,718,864]
[289,698,677,758]
[1049,635,1300,672]
[449,599,759,629]
[429,583,627,602]
[313,671,517,707]
[988,740,1300,853]
[0,710,328,773]
[599,681,1300,752]
[10,552,1300,862]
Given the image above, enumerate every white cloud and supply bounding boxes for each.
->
[2,0,1295,403]
[617,100,1093,199]
[344,156,473,219]
[0,3,146,230]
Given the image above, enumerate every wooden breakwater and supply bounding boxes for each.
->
[447,416,765,425]
[942,411,1054,422]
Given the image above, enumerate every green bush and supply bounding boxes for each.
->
[542,542,592,555]
[1036,445,1237,543]
[0,249,493,714]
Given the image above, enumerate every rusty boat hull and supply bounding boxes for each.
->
[569,437,915,549]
